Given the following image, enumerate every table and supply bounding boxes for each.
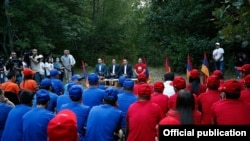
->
[103,78,138,87]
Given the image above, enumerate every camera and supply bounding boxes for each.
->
[6,59,15,71]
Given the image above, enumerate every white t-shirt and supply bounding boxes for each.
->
[44,62,54,76]
[22,61,28,69]
[39,62,45,75]
[213,48,224,61]
[30,55,41,72]
[163,81,175,97]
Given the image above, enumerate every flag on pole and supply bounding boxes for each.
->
[121,56,124,65]
[81,60,85,74]
[102,58,105,64]
[143,57,149,77]
[165,55,171,72]
[186,54,193,79]
[81,60,89,87]
[201,52,209,84]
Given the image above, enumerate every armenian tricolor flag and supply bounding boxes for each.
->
[186,54,193,79]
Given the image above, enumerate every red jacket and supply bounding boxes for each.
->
[211,99,250,125]
[127,101,164,141]
[197,89,220,124]
[159,109,202,125]
[240,89,250,104]
[151,93,169,114]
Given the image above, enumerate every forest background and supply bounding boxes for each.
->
[1,0,250,81]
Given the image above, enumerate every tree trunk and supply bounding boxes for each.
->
[92,0,95,20]
[4,0,14,53]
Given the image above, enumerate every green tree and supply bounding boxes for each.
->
[212,0,250,48]
[142,0,218,73]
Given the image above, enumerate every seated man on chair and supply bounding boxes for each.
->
[108,59,120,79]
[120,59,133,78]
[94,58,107,80]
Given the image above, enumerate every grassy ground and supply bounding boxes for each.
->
[74,66,237,84]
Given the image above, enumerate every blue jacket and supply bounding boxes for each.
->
[85,104,122,141]
[33,91,58,113]
[83,87,105,109]
[60,102,90,141]
[0,103,13,139]
[117,91,137,128]
[1,104,32,141]
[50,78,64,95]
[22,108,54,141]
[94,63,107,76]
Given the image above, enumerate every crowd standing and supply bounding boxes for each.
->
[0,45,250,141]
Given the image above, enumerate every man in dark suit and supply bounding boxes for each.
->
[94,58,107,79]
[108,59,121,79]
[120,59,133,78]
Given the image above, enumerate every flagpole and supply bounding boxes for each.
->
[186,53,192,80]
[165,55,171,72]
[201,52,209,84]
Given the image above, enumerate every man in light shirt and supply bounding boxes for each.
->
[29,49,41,85]
[212,42,224,74]
[61,49,76,83]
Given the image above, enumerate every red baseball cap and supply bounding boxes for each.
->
[138,83,152,96]
[218,79,242,94]
[243,74,250,87]
[190,69,200,79]
[153,81,164,92]
[47,109,78,141]
[172,76,186,89]
[237,64,250,75]
[207,75,220,88]
[137,73,147,81]
[212,70,223,78]
[23,68,36,76]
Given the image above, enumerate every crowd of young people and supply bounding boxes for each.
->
[0,49,250,141]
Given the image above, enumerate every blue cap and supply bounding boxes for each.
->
[98,84,107,90]
[88,73,99,85]
[118,76,126,86]
[36,89,50,102]
[71,74,84,81]
[40,78,51,88]
[104,87,118,101]
[123,79,134,89]
[67,81,77,90]
[50,69,60,76]
[69,85,83,101]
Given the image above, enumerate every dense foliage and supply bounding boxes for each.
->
[0,0,249,74]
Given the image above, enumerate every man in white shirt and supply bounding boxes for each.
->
[212,42,224,74]
[94,58,107,79]
[120,59,133,78]
[61,49,76,83]
[108,59,120,79]
[29,49,41,85]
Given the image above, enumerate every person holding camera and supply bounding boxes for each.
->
[29,49,41,85]
[6,52,23,85]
